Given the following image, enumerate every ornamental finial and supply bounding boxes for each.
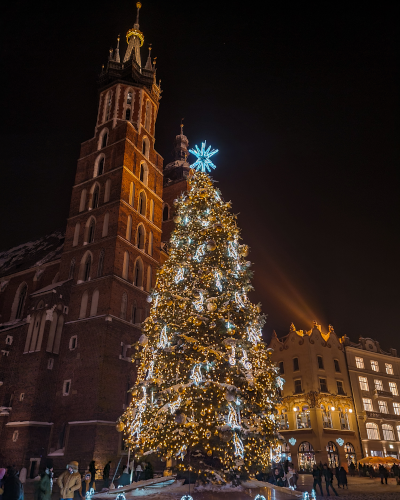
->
[135,2,142,26]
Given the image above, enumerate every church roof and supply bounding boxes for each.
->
[0,231,65,279]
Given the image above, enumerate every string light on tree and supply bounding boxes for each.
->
[117,143,280,481]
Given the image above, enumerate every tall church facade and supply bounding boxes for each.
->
[0,5,190,475]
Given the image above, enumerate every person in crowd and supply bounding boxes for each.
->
[18,469,26,487]
[135,464,142,482]
[379,464,388,485]
[2,467,23,500]
[322,464,338,496]
[339,467,348,489]
[312,464,324,496]
[36,469,51,500]
[334,466,340,488]
[102,462,111,488]
[81,469,91,497]
[57,461,81,500]
[349,462,356,477]
[88,462,96,491]
[0,469,6,500]
[368,465,375,478]
[286,464,297,489]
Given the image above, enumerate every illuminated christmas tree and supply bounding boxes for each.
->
[118,142,281,479]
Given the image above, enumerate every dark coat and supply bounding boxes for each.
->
[339,468,347,485]
[3,472,22,500]
[38,473,51,500]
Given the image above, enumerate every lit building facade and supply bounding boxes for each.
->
[268,323,362,470]
[342,336,400,458]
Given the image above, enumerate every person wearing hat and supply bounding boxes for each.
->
[57,462,81,500]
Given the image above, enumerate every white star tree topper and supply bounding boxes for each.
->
[189,141,219,173]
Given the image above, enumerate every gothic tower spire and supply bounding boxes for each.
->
[124,2,144,66]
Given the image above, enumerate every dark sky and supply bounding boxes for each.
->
[1,1,398,348]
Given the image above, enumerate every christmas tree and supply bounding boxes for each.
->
[118,142,281,479]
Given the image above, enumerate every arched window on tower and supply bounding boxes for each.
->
[138,191,146,216]
[73,223,80,247]
[127,92,132,104]
[83,255,92,281]
[125,109,131,121]
[104,179,111,203]
[142,137,150,159]
[163,204,169,221]
[90,289,99,316]
[79,291,88,319]
[105,93,112,121]
[11,283,28,321]
[88,218,95,243]
[79,189,87,212]
[139,163,148,185]
[146,265,152,292]
[97,250,104,277]
[69,259,76,279]
[144,101,151,131]
[120,292,128,320]
[148,231,153,256]
[129,182,135,206]
[98,157,104,176]
[131,300,137,323]
[136,225,145,249]
[122,251,129,279]
[149,199,155,222]
[126,215,132,241]
[92,184,100,209]
[102,130,108,148]
[133,258,144,288]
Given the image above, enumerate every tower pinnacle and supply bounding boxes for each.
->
[124,2,144,65]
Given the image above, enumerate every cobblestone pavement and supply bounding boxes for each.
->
[296,473,400,499]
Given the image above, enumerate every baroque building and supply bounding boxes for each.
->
[268,322,362,470]
[342,336,400,459]
[0,4,189,476]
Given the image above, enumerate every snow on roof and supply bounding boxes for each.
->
[0,231,65,278]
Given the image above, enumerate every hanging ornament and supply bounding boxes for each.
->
[205,430,211,439]
[200,409,206,416]
[214,223,223,232]
[207,301,217,312]
[239,245,249,257]
[207,450,212,456]
[207,240,217,251]
[166,299,173,306]
[116,421,124,432]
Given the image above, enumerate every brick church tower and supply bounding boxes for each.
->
[0,3,188,474]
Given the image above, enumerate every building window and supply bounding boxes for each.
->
[120,293,128,320]
[363,398,373,411]
[129,182,135,206]
[371,360,379,372]
[104,179,111,203]
[293,357,299,371]
[138,191,146,216]
[133,258,144,288]
[79,189,87,212]
[125,108,131,120]
[279,409,289,430]
[88,218,96,243]
[359,376,369,391]
[90,289,99,316]
[5,335,13,345]
[83,255,92,281]
[279,361,284,374]
[317,356,324,369]
[131,301,137,323]
[142,137,150,159]
[378,400,389,413]
[47,358,54,370]
[139,163,148,184]
[322,405,333,428]
[126,215,132,241]
[98,157,104,176]
[294,379,302,394]
[320,378,328,393]
[382,424,395,441]
[63,380,71,396]
[162,204,169,221]
[339,408,350,430]
[366,422,380,440]
[336,380,345,395]
[13,283,28,320]
[69,259,76,279]
[127,91,132,104]
[137,225,145,249]
[344,442,356,466]
[374,379,383,391]
[144,101,151,131]
[296,406,311,429]
[79,291,88,319]
[389,382,398,396]
[12,430,19,442]
[355,357,364,369]
[393,402,400,415]
[69,336,77,350]
[19,393,25,401]
[92,185,100,209]
[298,442,316,471]
[148,231,153,256]
[327,441,339,468]
[334,359,341,372]
[386,363,394,375]
[149,199,155,222]
[97,250,104,277]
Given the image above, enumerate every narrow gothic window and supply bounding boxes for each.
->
[129,182,135,205]
[144,101,151,131]
[98,158,104,176]
[134,259,143,287]
[88,219,95,243]
[137,226,144,249]
[140,164,145,182]
[92,185,100,208]
[126,215,132,241]
[16,284,28,319]
[84,255,92,281]
[163,205,169,221]
[125,109,131,121]
[138,192,146,216]
[102,131,108,148]
[69,259,75,279]
[127,92,132,104]
[97,250,104,277]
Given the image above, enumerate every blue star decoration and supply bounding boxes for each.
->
[189,141,219,173]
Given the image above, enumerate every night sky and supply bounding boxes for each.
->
[1,1,398,348]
